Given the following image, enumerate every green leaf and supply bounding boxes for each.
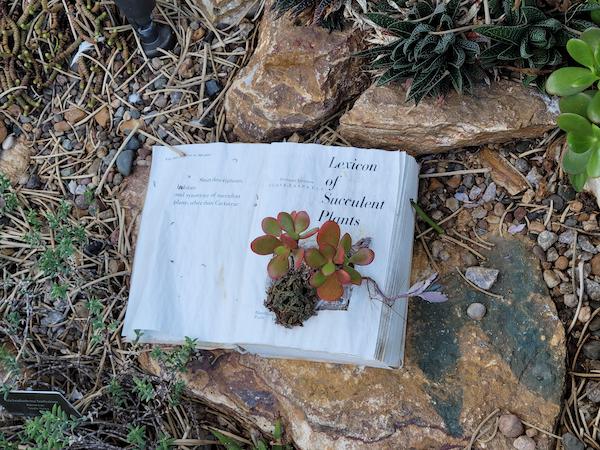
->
[317,221,340,249]
[267,254,289,279]
[261,217,281,236]
[567,39,596,70]
[211,431,244,450]
[309,271,327,288]
[316,274,344,301]
[344,265,363,285]
[250,235,280,255]
[277,212,296,236]
[557,112,593,135]
[588,91,600,124]
[546,67,599,96]
[322,261,336,276]
[562,148,591,174]
[588,148,600,178]
[570,172,589,192]
[348,248,375,265]
[559,92,593,116]
[567,133,596,154]
[582,28,600,53]
[340,233,352,253]
[305,248,326,268]
[292,210,310,233]
[592,10,600,25]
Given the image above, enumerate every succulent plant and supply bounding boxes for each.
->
[476,0,600,83]
[272,0,346,29]
[250,211,318,279]
[546,28,600,191]
[304,221,374,301]
[358,0,483,104]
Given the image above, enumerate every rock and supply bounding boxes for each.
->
[40,310,64,327]
[564,294,578,308]
[586,280,600,301]
[513,436,536,450]
[583,340,600,360]
[555,256,569,270]
[140,237,565,450]
[499,414,525,438]
[64,107,86,124]
[53,121,71,132]
[559,230,577,245]
[562,433,585,450]
[194,0,259,26]
[579,235,597,254]
[83,240,104,257]
[95,107,110,128]
[117,166,150,246]
[126,137,141,151]
[225,7,367,142]
[445,197,459,212]
[2,134,15,151]
[543,270,560,289]
[546,247,558,262]
[338,80,557,154]
[592,254,600,276]
[543,194,565,213]
[465,266,499,290]
[585,381,600,403]
[467,302,486,320]
[482,182,497,203]
[0,121,6,143]
[0,140,34,184]
[205,79,222,98]
[480,147,529,195]
[537,231,558,251]
[579,306,592,322]
[116,150,135,176]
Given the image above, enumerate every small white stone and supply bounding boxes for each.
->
[499,414,524,438]
[465,266,499,290]
[467,303,486,320]
[513,435,536,450]
[2,134,15,151]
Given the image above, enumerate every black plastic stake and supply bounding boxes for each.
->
[113,0,175,57]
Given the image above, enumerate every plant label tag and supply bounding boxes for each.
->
[0,390,81,418]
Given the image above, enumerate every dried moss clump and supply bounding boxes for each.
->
[265,267,318,328]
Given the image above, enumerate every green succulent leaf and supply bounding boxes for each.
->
[546,67,599,96]
[592,10,600,25]
[305,248,326,268]
[588,91,600,124]
[559,92,594,116]
[567,39,596,70]
[570,172,589,192]
[582,28,600,54]
[348,248,375,265]
[261,217,281,236]
[557,112,593,135]
[267,254,289,279]
[317,221,340,249]
[568,133,597,154]
[343,265,363,285]
[588,149,600,178]
[340,233,352,253]
[322,261,336,277]
[250,235,280,255]
[310,271,327,288]
[316,274,344,301]
[277,212,295,235]
[292,210,310,233]
[562,148,592,174]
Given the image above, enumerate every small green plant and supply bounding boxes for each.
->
[304,221,374,301]
[156,433,175,450]
[151,337,197,373]
[169,380,186,407]
[0,173,18,215]
[132,376,155,403]
[546,28,600,190]
[272,0,346,29]
[251,211,318,279]
[0,344,19,378]
[358,0,483,104]
[0,432,17,450]
[126,425,146,450]
[107,378,126,407]
[212,419,291,450]
[22,404,79,450]
[86,297,107,346]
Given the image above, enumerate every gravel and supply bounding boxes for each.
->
[465,266,499,290]
[498,414,524,438]
[583,340,600,360]
[116,150,135,176]
[537,231,558,251]
[561,433,585,450]
[512,436,535,450]
[466,303,486,320]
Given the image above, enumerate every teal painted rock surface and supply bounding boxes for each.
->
[140,236,565,449]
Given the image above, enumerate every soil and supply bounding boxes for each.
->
[265,267,319,328]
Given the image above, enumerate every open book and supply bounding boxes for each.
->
[123,143,419,368]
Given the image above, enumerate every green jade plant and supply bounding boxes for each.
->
[546,28,600,191]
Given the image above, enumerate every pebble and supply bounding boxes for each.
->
[546,247,559,262]
[499,414,524,438]
[128,93,142,104]
[583,340,600,360]
[528,222,545,233]
[481,182,496,203]
[83,240,104,257]
[579,236,597,254]
[532,245,546,262]
[586,381,600,403]
[559,230,577,245]
[586,279,600,301]
[469,185,482,200]
[543,194,565,213]
[205,79,222,97]
[74,194,89,210]
[555,256,569,270]
[40,310,64,327]
[493,202,505,216]
[113,173,123,186]
[561,433,585,450]
[155,95,168,108]
[522,189,535,204]
[472,207,487,220]
[512,436,536,450]
[579,306,592,323]
[465,266,499,290]
[2,134,15,151]
[571,200,583,213]
[466,302,486,320]
[589,316,600,331]
[126,137,141,151]
[537,231,558,251]
[116,150,135,176]
[62,139,73,151]
[543,270,560,289]
[445,197,459,212]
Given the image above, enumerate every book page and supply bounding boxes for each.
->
[123,143,267,343]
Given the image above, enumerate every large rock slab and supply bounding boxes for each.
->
[140,237,565,449]
[0,139,34,184]
[224,7,368,142]
[338,80,558,154]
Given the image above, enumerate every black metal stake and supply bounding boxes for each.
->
[113,0,175,57]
